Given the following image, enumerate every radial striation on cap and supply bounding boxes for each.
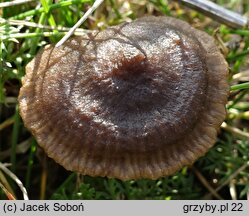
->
[19,16,229,180]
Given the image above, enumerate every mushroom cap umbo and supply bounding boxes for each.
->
[19,16,229,180]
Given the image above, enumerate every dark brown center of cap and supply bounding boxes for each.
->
[43,26,207,152]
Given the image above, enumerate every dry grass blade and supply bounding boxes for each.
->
[229,181,237,200]
[192,166,223,200]
[0,117,14,131]
[232,70,249,82]
[221,122,249,139]
[215,163,249,193]
[204,163,249,199]
[177,0,248,28]
[0,170,15,196]
[0,18,93,33]
[0,162,29,200]
[0,181,16,200]
[0,138,32,161]
[56,0,104,47]
[0,0,34,8]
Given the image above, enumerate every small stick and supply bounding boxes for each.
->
[56,0,104,47]
[177,0,248,28]
[0,0,34,8]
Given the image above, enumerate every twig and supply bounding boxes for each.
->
[0,162,29,200]
[0,0,34,8]
[56,0,104,47]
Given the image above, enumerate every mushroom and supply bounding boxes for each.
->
[18,16,229,180]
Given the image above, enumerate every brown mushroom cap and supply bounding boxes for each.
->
[19,16,229,180]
